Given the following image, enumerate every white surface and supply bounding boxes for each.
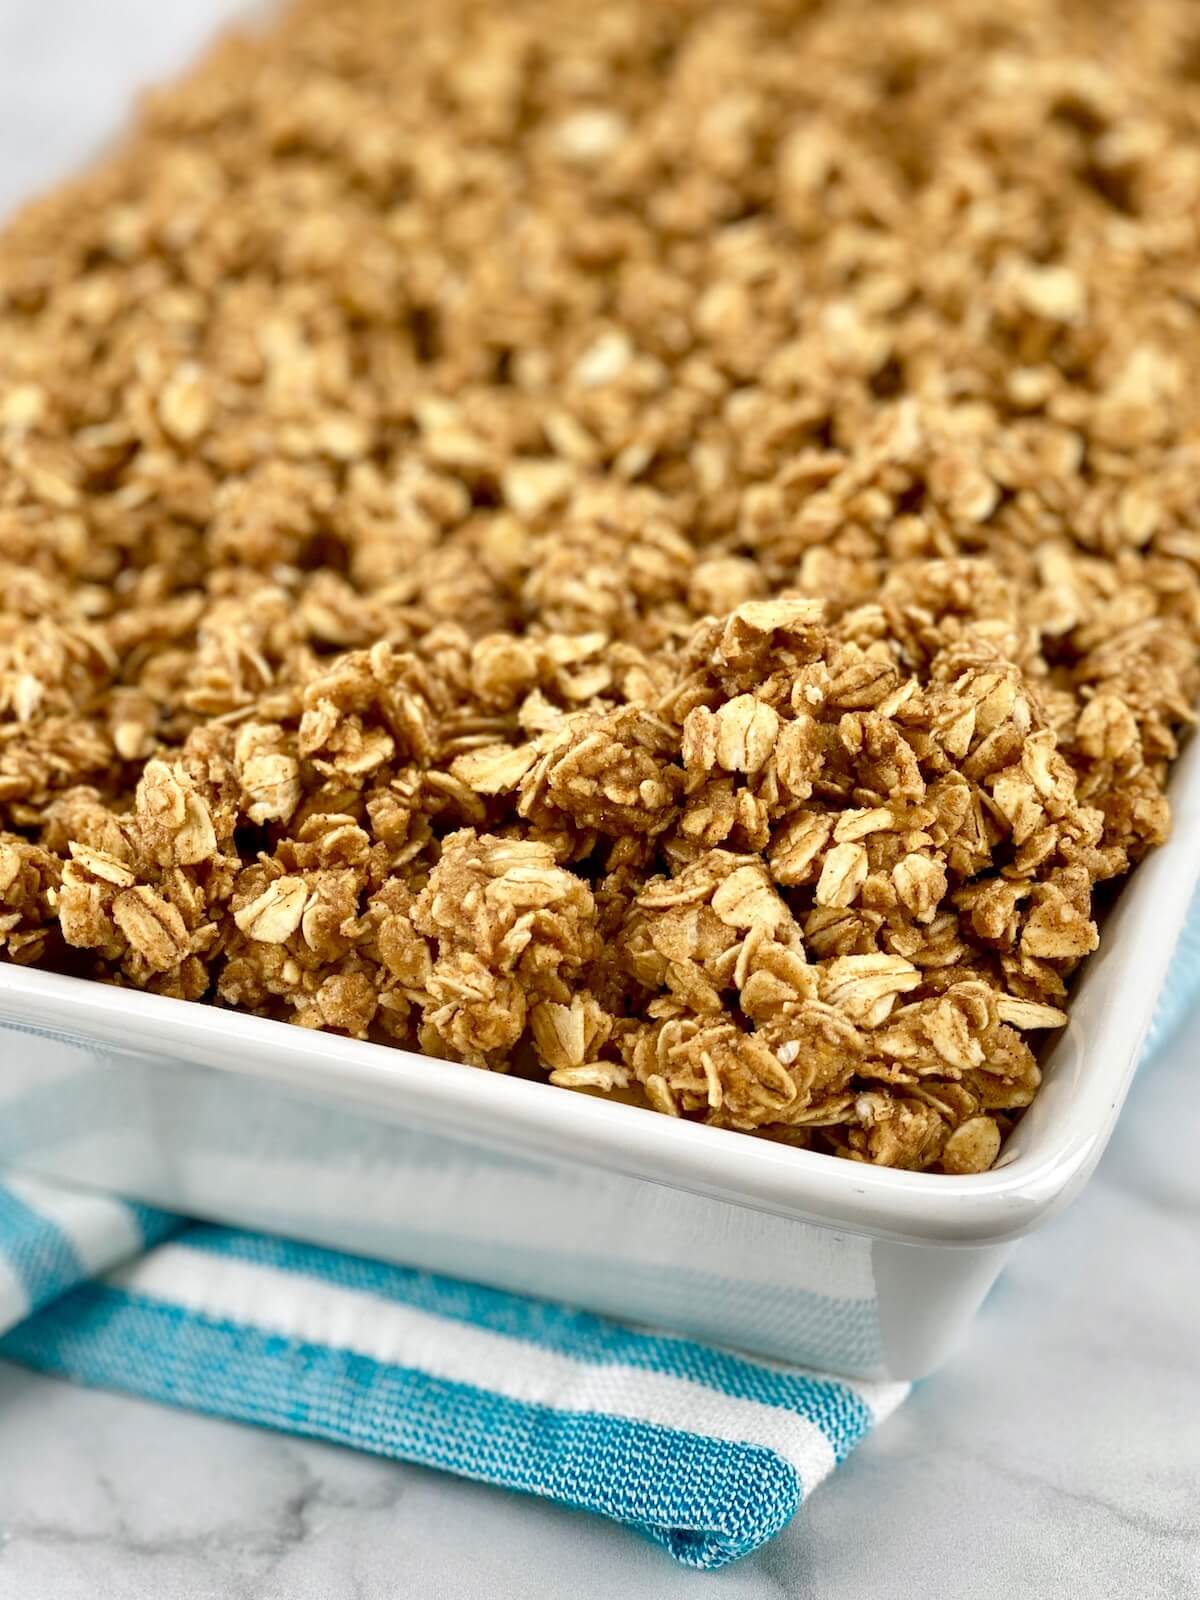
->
[0,0,259,213]
[0,4,1197,1596]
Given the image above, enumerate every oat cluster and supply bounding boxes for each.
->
[2,0,1199,1172]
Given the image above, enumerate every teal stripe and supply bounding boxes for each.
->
[0,1282,801,1570]
[0,1185,87,1310]
[173,1224,874,1458]
[122,1199,183,1248]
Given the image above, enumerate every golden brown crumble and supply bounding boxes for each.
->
[2,0,1199,1173]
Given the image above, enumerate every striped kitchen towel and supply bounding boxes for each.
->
[0,1171,907,1570]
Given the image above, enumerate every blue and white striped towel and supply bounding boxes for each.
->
[0,1175,906,1569]
[0,922,1192,1571]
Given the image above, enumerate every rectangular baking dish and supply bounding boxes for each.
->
[0,733,1196,1381]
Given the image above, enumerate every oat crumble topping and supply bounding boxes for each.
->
[2,0,1199,1172]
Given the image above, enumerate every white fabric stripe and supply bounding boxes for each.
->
[845,1376,910,1424]
[2,1175,144,1277]
[110,1247,840,1489]
[0,1254,30,1334]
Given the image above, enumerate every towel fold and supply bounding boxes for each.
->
[0,1172,905,1569]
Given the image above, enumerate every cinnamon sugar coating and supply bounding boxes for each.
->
[2,0,1199,1171]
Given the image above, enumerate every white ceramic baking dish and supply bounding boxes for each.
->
[0,734,1196,1381]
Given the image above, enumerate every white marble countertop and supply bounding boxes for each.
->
[0,5,1198,1596]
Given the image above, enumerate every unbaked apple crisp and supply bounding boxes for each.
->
[2,0,1199,1171]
